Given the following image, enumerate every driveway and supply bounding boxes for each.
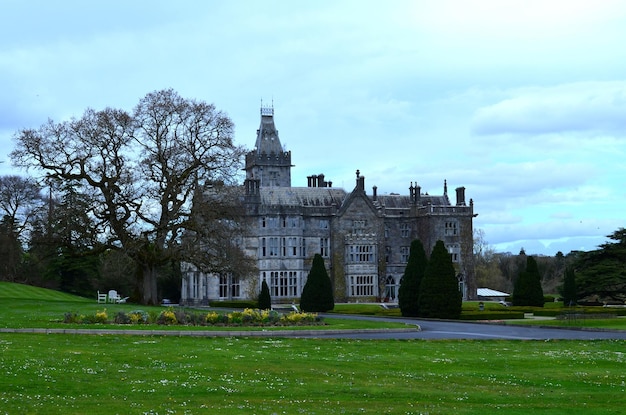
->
[306,314,626,340]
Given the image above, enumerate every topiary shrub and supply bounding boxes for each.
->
[258,280,272,310]
[300,254,334,312]
[398,239,428,317]
[418,240,462,319]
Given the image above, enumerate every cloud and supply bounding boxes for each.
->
[471,82,626,136]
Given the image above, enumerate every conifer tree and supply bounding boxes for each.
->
[512,255,544,307]
[398,239,428,317]
[258,279,271,310]
[561,266,577,307]
[300,254,334,312]
[418,240,462,319]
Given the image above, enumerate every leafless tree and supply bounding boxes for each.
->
[11,89,252,304]
[0,175,43,239]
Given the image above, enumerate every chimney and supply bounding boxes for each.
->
[318,174,325,187]
[455,186,466,206]
[355,169,365,191]
[372,186,378,201]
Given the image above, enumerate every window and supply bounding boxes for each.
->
[300,238,306,257]
[348,245,375,263]
[447,243,460,262]
[267,217,278,228]
[260,238,266,257]
[353,219,366,234]
[349,275,375,296]
[400,223,411,238]
[219,274,240,299]
[445,221,458,236]
[320,238,330,257]
[270,271,299,297]
[319,219,329,229]
[288,237,298,256]
[261,217,266,228]
[385,246,391,263]
[268,237,279,256]
[400,246,410,263]
[288,217,299,228]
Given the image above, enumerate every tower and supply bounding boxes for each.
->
[244,104,293,187]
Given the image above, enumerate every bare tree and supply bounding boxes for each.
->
[11,89,251,304]
[0,175,43,239]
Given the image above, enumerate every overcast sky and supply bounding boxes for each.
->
[1,0,625,256]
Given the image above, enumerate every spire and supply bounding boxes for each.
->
[245,102,293,187]
[254,101,283,155]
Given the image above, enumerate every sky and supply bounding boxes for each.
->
[1,0,625,256]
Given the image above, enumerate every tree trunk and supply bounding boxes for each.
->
[140,264,159,305]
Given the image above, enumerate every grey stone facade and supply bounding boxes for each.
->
[181,106,477,304]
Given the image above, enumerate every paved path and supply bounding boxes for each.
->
[309,314,626,340]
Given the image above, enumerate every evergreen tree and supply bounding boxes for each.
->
[300,254,334,312]
[418,240,462,319]
[398,239,428,317]
[575,228,626,304]
[512,255,544,307]
[258,279,272,310]
[562,266,577,307]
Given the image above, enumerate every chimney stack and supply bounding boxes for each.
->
[455,186,466,206]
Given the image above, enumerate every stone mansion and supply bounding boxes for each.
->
[181,106,477,304]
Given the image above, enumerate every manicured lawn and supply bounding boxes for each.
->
[508,317,626,330]
[1,334,625,414]
[1,283,626,413]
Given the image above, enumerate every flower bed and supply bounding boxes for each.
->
[63,308,323,327]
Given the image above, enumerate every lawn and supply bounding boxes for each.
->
[0,282,409,332]
[1,283,626,413]
[1,334,625,414]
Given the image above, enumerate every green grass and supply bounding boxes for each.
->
[1,283,626,413]
[0,283,408,331]
[0,281,92,302]
[508,317,626,330]
[1,334,625,414]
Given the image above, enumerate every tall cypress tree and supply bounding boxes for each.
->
[562,266,577,307]
[300,254,334,312]
[513,255,544,307]
[398,239,428,317]
[258,279,271,310]
[418,240,462,319]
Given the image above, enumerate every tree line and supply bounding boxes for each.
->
[472,228,626,306]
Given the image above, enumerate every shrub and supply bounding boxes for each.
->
[209,300,258,309]
[398,239,427,317]
[129,310,149,324]
[157,308,177,325]
[114,311,131,324]
[300,254,334,312]
[258,280,272,310]
[205,311,221,324]
[63,312,83,324]
[418,240,462,319]
[94,309,108,324]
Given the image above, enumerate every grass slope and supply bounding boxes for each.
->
[0,281,90,302]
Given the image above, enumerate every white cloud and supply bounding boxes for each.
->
[471,82,626,136]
